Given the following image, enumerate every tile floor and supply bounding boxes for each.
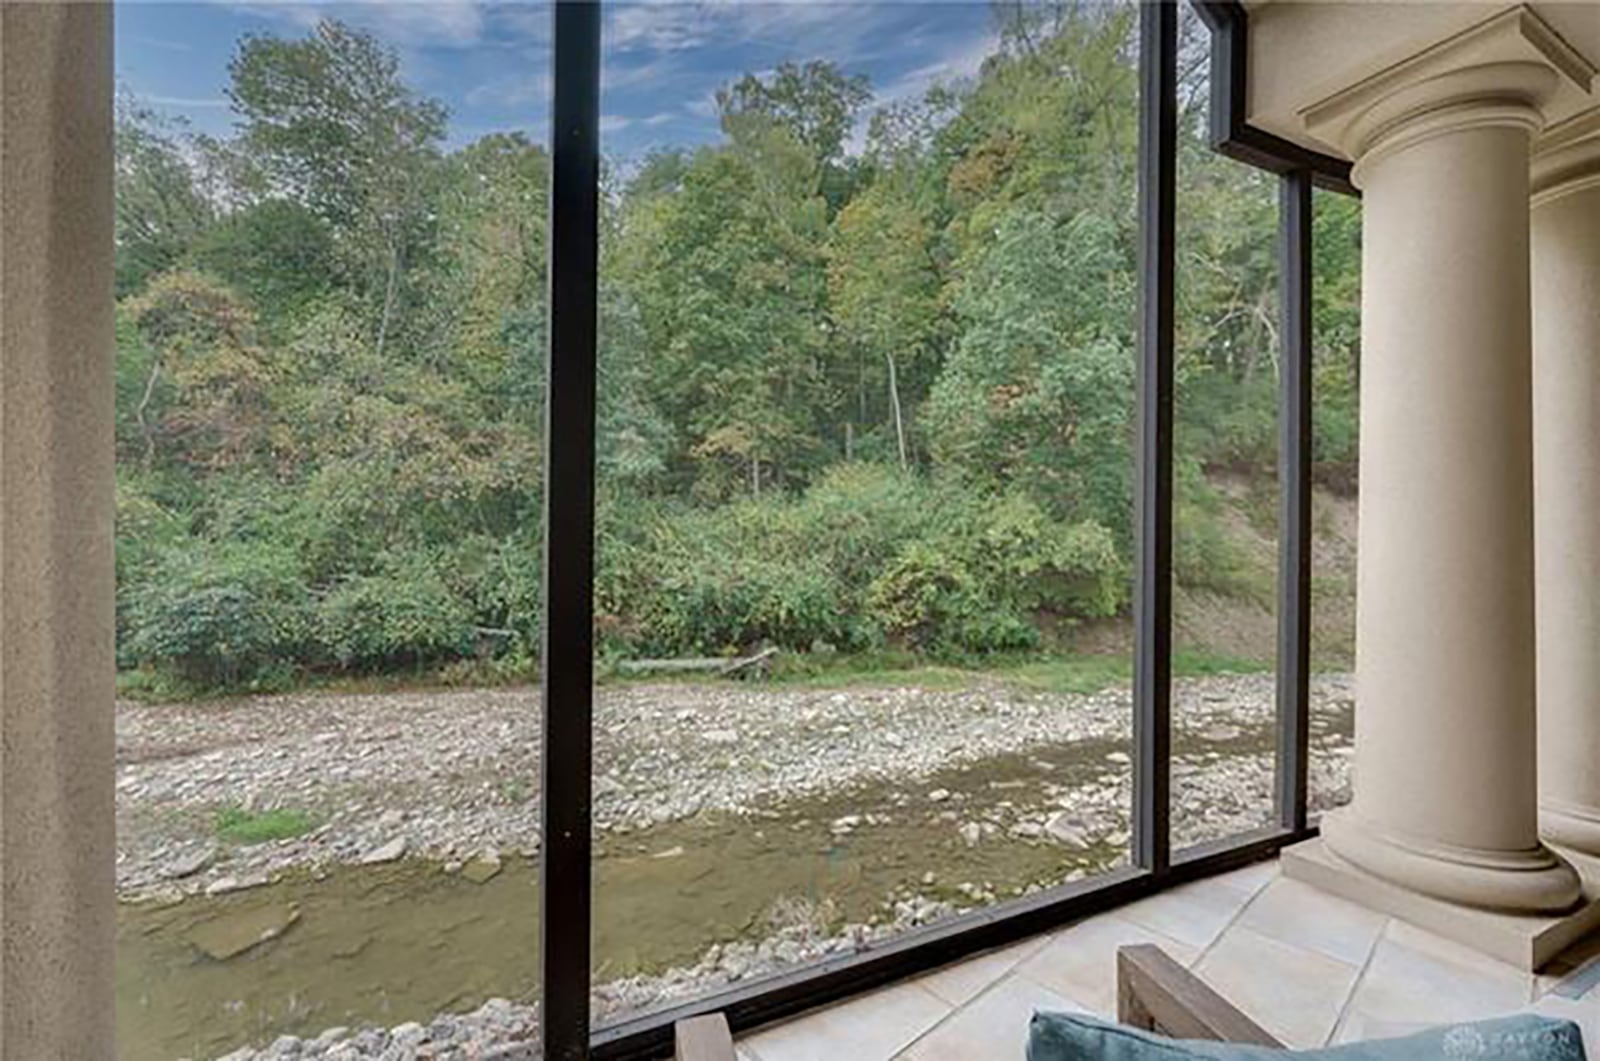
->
[734,859,1600,1061]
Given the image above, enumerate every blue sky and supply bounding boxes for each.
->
[116,1,1002,158]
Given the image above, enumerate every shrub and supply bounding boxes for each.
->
[315,548,476,670]
[122,537,311,687]
[866,541,1038,655]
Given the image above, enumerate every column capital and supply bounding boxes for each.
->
[1533,111,1600,205]
[1300,6,1594,186]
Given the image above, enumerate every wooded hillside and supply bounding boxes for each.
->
[113,3,1362,693]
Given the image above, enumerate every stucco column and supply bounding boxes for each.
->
[1533,117,1600,857]
[1306,49,1583,913]
[0,3,117,1057]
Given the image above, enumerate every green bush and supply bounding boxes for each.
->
[122,537,312,687]
[315,548,476,670]
[866,541,1037,654]
[592,468,1128,660]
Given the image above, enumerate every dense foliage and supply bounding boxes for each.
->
[114,4,1361,691]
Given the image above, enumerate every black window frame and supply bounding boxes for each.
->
[538,3,1357,1057]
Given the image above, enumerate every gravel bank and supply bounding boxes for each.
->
[117,672,1354,899]
[121,671,1354,1060]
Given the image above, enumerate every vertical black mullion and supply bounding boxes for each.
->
[1133,0,1176,877]
[542,3,602,1059]
[1275,169,1312,833]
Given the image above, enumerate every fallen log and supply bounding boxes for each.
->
[615,646,778,678]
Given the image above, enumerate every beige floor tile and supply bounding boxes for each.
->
[1339,921,1534,1035]
[1215,859,1282,901]
[1329,1011,1449,1045]
[1235,876,1387,966]
[1384,919,1535,997]
[1194,924,1362,1047]
[915,936,1052,1008]
[1118,876,1259,951]
[1333,993,1600,1050]
[741,981,951,1061]
[1015,914,1197,1017]
[898,973,1089,1061]
[1541,932,1600,999]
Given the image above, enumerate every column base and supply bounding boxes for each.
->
[1321,808,1582,914]
[1542,800,1600,858]
[1283,836,1600,970]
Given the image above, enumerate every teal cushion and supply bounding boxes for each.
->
[1028,1013,1586,1061]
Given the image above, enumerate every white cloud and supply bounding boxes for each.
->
[641,111,676,126]
[146,94,232,109]
[605,1,898,58]
[466,70,552,107]
[600,114,635,133]
[844,28,998,156]
[876,29,998,105]
[217,0,493,47]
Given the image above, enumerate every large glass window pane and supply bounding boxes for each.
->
[1170,4,1282,851]
[1309,187,1362,817]
[591,0,1140,1029]
[113,5,548,1057]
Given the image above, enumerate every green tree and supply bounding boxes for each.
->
[227,19,447,356]
[114,97,213,297]
[828,184,943,467]
[926,208,1134,538]
[623,126,833,497]
[124,270,277,473]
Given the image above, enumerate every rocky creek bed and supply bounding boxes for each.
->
[116,671,1354,1060]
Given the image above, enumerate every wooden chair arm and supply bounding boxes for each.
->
[674,1012,736,1061]
[1116,944,1282,1047]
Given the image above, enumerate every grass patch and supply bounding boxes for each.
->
[1172,648,1272,677]
[987,654,1132,695]
[126,645,1279,711]
[215,806,318,845]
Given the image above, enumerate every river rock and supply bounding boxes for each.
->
[1044,812,1089,850]
[360,837,407,865]
[160,846,215,880]
[188,902,299,960]
[463,853,503,884]
[205,874,265,896]
[927,788,950,802]
[390,1021,427,1049]
[958,822,982,847]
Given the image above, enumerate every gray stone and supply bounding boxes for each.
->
[360,837,406,865]
[1044,812,1090,850]
[160,846,215,880]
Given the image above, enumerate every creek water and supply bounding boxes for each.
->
[115,733,1237,1059]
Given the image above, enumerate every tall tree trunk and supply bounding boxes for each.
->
[886,351,907,471]
[136,359,162,469]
